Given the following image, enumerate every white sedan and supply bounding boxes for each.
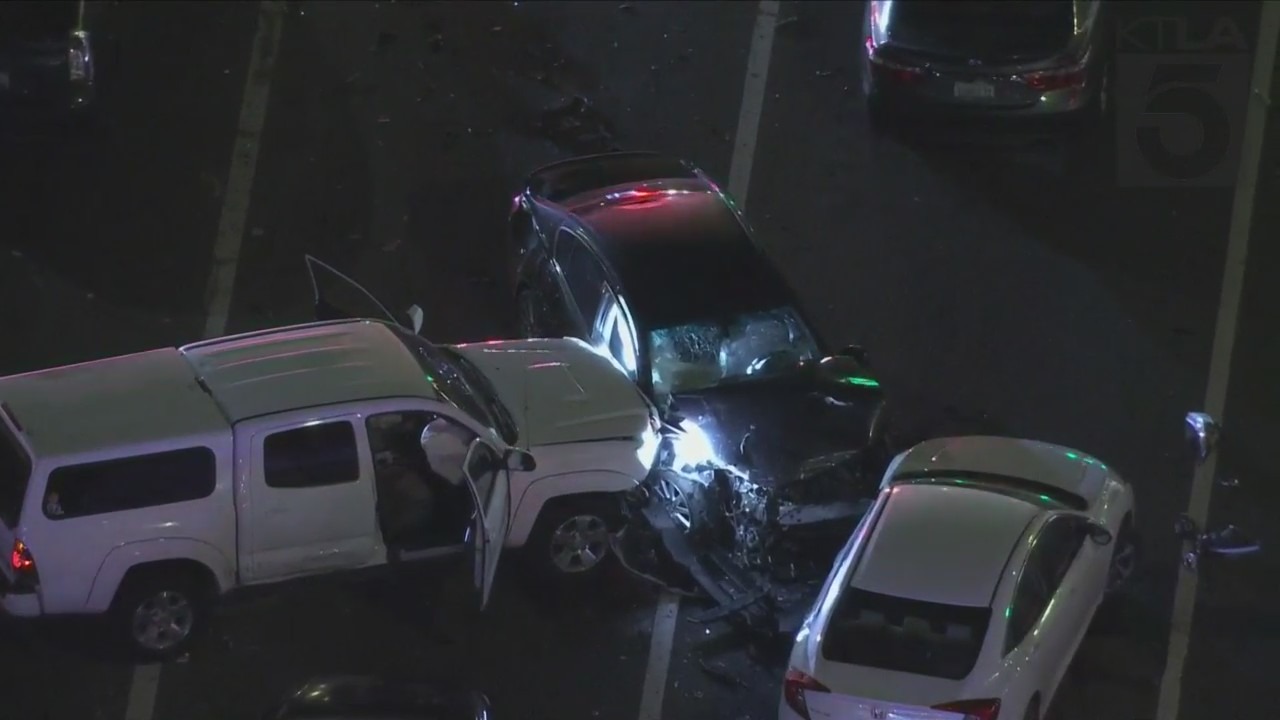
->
[780,436,1137,720]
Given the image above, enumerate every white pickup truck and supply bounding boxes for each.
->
[0,305,659,659]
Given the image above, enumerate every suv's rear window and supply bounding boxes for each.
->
[45,447,217,520]
[821,587,991,680]
[0,421,31,527]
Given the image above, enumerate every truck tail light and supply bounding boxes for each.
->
[10,539,39,589]
[932,698,1002,720]
[783,668,829,719]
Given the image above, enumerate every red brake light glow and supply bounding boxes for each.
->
[10,539,35,573]
[782,668,829,719]
[1018,66,1086,92]
[865,37,924,84]
[932,698,1002,720]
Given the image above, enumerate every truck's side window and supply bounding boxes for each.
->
[264,421,359,489]
[44,447,217,520]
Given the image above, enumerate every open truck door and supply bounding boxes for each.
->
[304,254,423,334]
[460,439,514,609]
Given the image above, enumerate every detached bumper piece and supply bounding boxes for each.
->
[615,501,782,639]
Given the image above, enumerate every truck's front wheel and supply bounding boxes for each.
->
[112,566,213,661]
[525,496,621,581]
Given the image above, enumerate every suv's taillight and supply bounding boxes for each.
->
[68,30,91,83]
[932,698,1002,720]
[9,539,39,590]
[782,668,829,719]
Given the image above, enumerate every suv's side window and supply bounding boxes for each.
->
[555,228,608,323]
[43,447,217,520]
[1004,516,1087,654]
[264,421,360,489]
[596,290,639,379]
[465,440,502,508]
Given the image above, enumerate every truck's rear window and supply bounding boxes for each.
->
[821,587,991,680]
[0,421,32,527]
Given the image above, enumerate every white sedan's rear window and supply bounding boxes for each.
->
[821,588,991,680]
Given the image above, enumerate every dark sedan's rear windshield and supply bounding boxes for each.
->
[821,587,991,680]
[889,1,1074,59]
[0,1,79,40]
[0,421,32,527]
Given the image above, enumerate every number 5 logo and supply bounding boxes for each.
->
[1116,54,1249,187]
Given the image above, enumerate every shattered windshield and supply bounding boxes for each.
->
[648,306,820,396]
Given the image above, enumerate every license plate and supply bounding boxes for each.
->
[953,80,995,99]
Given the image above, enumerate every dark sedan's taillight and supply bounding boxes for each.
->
[1016,51,1089,93]
[865,37,925,84]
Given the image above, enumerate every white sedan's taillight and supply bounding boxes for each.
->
[68,30,91,83]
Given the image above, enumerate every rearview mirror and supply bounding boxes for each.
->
[505,448,537,472]
[406,305,425,335]
[840,344,869,365]
[1086,523,1113,546]
[1185,411,1220,465]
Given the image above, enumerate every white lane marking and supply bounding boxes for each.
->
[1155,8,1280,720]
[635,5,782,720]
[726,0,781,207]
[637,591,681,720]
[200,0,286,341]
[123,663,161,720]
[125,4,285,720]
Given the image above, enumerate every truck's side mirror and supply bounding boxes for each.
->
[840,344,869,366]
[1185,411,1220,465]
[505,448,537,472]
[406,305,425,335]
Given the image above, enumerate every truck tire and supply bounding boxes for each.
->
[111,565,213,661]
[524,496,622,582]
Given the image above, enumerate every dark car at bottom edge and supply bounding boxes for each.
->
[506,151,892,590]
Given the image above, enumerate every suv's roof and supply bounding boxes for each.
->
[563,180,796,329]
[0,348,227,460]
[849,483,1039,608]
[0,320,439,460]
[181,320,439,424]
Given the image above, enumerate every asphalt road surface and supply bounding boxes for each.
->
[0,2,1275,720]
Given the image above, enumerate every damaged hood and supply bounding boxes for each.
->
[451,338,653,449]
[668,356,885,485]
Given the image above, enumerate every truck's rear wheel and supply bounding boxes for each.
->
[112,568,212,661]
[525,497,621,581]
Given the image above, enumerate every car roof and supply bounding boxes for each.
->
[559,178,799,330]
[181,320,439,424]
[849,483,1040,608]
[0,348,229,460]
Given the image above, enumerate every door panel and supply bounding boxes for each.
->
[305,254,409,328]
[462,440,511,609]
[239,417,381,584]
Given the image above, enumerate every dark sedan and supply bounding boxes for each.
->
[506,151,890,579]
[859,0,1111,137]
[263,676,492,720]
